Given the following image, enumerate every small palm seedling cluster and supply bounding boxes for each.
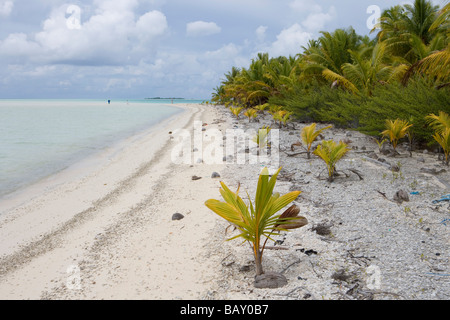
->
[205,167,307,278]
[295,123,352,182]
[427,111,450,166]
[380,111,449,165]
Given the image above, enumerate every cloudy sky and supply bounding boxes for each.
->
[0,0,446,99]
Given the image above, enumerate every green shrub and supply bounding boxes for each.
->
[271,78,449,146]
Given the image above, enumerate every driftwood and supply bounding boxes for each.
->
[264,246,290,251]
[284,151,308,157]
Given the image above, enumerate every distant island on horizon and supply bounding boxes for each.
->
[145,97,186,100]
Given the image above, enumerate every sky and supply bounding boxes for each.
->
[0,0,446,99]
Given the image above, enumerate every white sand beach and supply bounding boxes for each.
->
[0,103,449,300]
[0,103,229,299]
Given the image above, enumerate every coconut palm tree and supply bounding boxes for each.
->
[322,42,409,95]
[300,27,365,87]
[403,0,440,45]
[374,0,441,65]
[402,2,450,86]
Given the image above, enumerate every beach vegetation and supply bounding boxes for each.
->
[212,0,449,147]
[230,106,244,119]
[432,127,450,165]
[271,110,293,128]
[244,108,258,122]
[301,123,333,159]
[254,103,270,113]
[253,126,271,149]
[426,111,450,132]
[381,119,413,152]
[313,140,350,182]
[205,167,306,276]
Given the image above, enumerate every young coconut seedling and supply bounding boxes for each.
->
[230,106,244,119]
[432,127,450,166]
[313,140,350,182]
[244,108,258,122]
[205,167,307,278]
[252,126,271,149]
[301,123,332,159]
[381,119,413,154]
[426,111,450,133]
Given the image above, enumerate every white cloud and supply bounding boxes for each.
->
[302,6,336,32]
[289,0,336,32]
[136,11,168,41]
[186,21,221,37]
[0,3,168,66]
[289,0,321,13]
[255,26,268,42]
[0,33,40,57]
[0,0,13,16]
[266,23,312,57]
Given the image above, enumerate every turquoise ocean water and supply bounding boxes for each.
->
[0,99,202,199]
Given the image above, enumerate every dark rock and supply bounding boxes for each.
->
[368,152,378,160]
[239,265,252,272]
[393,189,409,203]
[172,213,184,221]
[254,272,288,289]
[311,222,333,236]
[420,167,446,175]
[297,248,318,256]
[331,269,352,282]
[304,249,318,256]
[390,163,400,172]
[211,172,221,178]
[192,175,202,180]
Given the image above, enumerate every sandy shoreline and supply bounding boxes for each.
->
[0,102,449,300]
[0,103,228,299]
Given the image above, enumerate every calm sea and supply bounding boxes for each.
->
[0,99,202,199]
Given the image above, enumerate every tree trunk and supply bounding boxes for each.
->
[255,250,264,276]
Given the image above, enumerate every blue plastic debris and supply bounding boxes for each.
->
[432,194,450,204]
[440,218,450,226]
[410,191,420,195]
[426,272,450,277]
